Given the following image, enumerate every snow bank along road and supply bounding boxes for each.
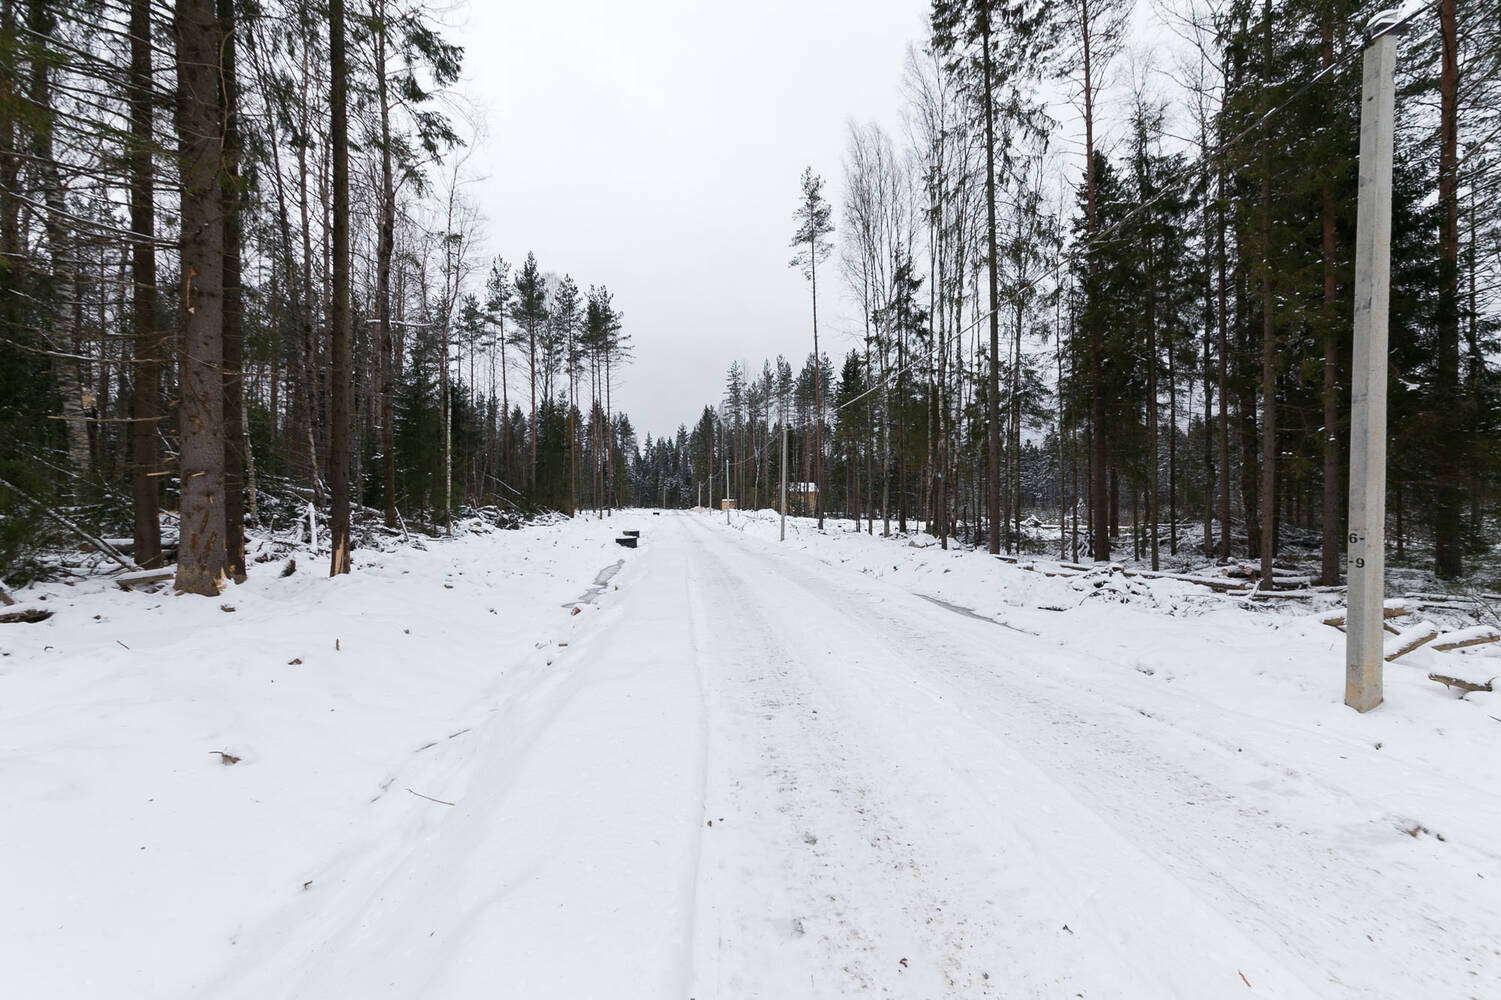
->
[3,512,1498,998]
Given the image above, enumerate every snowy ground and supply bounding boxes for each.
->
[2,510,1498,998]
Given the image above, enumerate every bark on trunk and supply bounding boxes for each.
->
[1319,19,1340,586]
[328,0,352,574]
[1433,0,1462,578]
[172,0,227,596]
[373,0,397,528]
[981,15,1001,555]
[26,0,90,476]
[128,0,162,568]
[219,0,246,582]
[1258,0,1277,587]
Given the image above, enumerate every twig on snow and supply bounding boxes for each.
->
[405,787,454,806]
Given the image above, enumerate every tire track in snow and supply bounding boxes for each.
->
[732,527,1501,998]
[685,516,1329,998]
[683,519,1060,997]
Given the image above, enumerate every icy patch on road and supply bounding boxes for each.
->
[563,558,625,609]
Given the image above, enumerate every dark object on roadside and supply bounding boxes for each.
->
[615,537,638,549]
[623,530,640,538]
[652,511,661,516]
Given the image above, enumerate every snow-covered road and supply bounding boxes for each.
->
[679,513,1324,998]
[4,511,1498,998]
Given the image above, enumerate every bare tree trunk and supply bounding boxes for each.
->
[1203,305,1214,557]
[219,0,246,582]
[1167,292,1177,557]
[980,14,1001,555]
[500,309,509,482]
[128,0,162,568]
[26,0,89,476]
[1258,0,1277,587]
[1433,0,1462,578]
[1080,0,1107,562]
[296,107,322,503]
[328,0,352,574]
[1215,148,1232,560]
[811,257,824,529]
[568,334,576,517]
[1319,20,1340,586]
[537,319,543,486]
[372,0,397,528]
[1146,229,1160,571]
[605,352,614,514]
[172,0,227,595]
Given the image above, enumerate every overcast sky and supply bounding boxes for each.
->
[456,0,929,442]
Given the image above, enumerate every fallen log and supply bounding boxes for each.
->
[1431,626,1501,652]
[115,568,176,590]
[1321,600,1407,628]
[1427,672,1494,694]
[1385,621,1440,662]
[0,584,13,607]
[1118,567,1252,593]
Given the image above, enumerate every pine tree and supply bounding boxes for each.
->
[512,252,547,490]
[789,166,834,529]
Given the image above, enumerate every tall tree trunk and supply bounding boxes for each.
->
[981,14,1001,555]
[128,0,162,568]
[1215,157,1232,560]
[1466,187,1483,539]
[295,107,322,503]
[1011,289,1023,552]
[1203,301,1214,557]
[328,0,352,574]
[811,253,824,529]
[537,319,543,486]
[173,0,227,595]
[219,0,246,582]
[1319,19,1341,586]
[372,0,397,528]
[1146,232,1160,571]
[605,352,614,513]
[568,338,576,517]
[1080,0,1107,562]
[1258,0,1277,587]
[1433,0,1462,578]
[26,0,89,476]
[1167,289,1177,556]
[500,307,509,482]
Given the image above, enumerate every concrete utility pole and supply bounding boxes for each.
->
[780,420,788,542]
[725,459,730,525]
[1346,9,1403,713]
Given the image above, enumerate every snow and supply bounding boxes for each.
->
[2,510,1499,997]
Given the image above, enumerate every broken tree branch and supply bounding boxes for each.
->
[0,476,140,573]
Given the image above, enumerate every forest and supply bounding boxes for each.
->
[1,0,1498,595]
[644,0,1501,586]
[0,0,636,593]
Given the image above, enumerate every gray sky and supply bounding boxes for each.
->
[457,0,928,442]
